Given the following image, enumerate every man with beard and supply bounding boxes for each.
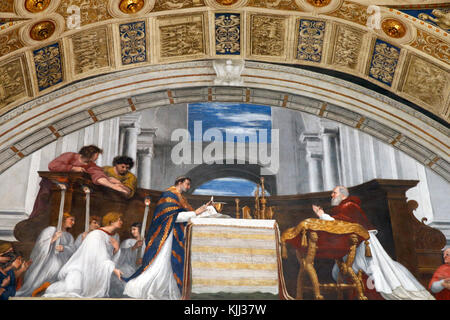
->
[103,156,137,198]
[429,247,450,300]
[312,186,434,300]
[123,176,210,300]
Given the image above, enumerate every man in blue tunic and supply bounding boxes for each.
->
[123,176,209,299]
[0,250,31,300]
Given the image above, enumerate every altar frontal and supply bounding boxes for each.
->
[182,218,291,299]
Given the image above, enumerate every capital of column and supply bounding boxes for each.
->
[320,119,339,137]
[300,132,323,156]
[124,126,142,136]
[137,146,154,159]
[306,153,323,162]
[119,114,142,129]
[137,128,157,159]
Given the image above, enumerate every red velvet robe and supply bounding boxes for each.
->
[429,264,450,300]
[330,196,375,231]
[331,196,383,299]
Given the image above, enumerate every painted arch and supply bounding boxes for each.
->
[0,0,448,181]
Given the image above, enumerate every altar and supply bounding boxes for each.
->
[181,218,293,300]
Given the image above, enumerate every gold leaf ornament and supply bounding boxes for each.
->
[119,0,145,13]
[30,20,56,41]
[25,0,51,13]
[381,18,407,39]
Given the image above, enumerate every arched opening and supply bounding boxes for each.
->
[192,177,271,197]
[184,163,277,196]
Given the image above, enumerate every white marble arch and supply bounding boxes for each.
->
[0,60,447,183]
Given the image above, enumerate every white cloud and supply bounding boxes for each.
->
[193,188,238,196]
[216,112,271,125]
[215,177,248,183]
[224,127,258,136]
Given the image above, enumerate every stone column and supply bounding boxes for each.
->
[137,128,157,189]
[320,120,340,190]
[300,133,324,192]
[119,114,142,174]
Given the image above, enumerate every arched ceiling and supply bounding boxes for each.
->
[0,0,448,179]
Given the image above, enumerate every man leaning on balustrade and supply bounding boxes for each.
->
[29,145,130,219]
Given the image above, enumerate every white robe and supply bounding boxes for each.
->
[109,238,140,298]
[320,213,435,300]
[16,226,75,297]
[123,211,196,300]
[74,233,85,249]
[43,230,120,298]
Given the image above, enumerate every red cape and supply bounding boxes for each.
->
[429,264,450,300]
[330,196,375,231]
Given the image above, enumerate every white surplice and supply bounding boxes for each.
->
[43,229,120,298]
[109,238,140,298]
[123,211,196,300]
[16,226,75,297]
[74,232,86,249]
[320,213,435,300]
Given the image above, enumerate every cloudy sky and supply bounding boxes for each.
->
[192,177,268,197]
[188,102,272,143]
[188,103,272,196]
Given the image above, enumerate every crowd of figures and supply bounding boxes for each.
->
[6,214,143,298]
[0,144,449,300]
[1,145,211,299]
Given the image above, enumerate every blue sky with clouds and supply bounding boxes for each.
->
[188,103,272,143]
[188,103,272,196]
[193,177,270,197]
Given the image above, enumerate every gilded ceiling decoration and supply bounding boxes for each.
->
[247,0,300,11]
[56,0,112,29]
[0,1,14,13]
[306,0,331,7]
[153,0,205,12]
[0,0,446,119]
[29,20,56,41]
[119,0,146,14]
[0,28,24,58]
[381,18,407,38]
[24,0,51,13]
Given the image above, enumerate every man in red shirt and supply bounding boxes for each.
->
[429,247,450,300]
[29,145,129,218]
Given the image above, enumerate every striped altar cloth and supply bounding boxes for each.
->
[183,218,288,297]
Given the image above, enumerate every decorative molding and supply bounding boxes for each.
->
[119,20,148,65]
[213,59,244,85]
[296,19,326,63]
[32,42,64,91]
[368,38,401,87]
[214,12,241,55]
[157,13,208,62]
